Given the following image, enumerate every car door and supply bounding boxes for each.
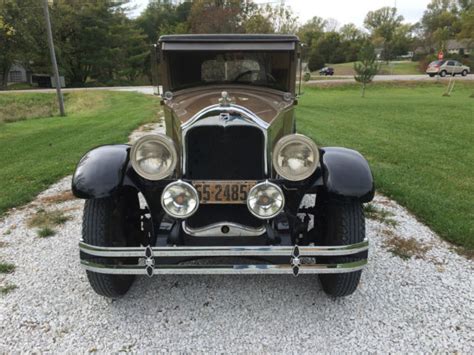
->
[446,60,455,74]
[453,61,463,74]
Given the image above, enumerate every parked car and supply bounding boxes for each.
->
[426,60,470,77]
[73,34,374,299]
[319,67,334,76]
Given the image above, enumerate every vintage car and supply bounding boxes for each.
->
[73,34,374,299]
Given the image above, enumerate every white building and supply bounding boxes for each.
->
[7,63,31,84]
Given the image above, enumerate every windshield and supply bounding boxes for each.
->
[166,51,293,92]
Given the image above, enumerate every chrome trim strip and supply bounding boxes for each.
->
[81,259,367,275]
[182,221,266,237]
[79,240,368,257]
[181,104,269,176]
[182,104,269,130]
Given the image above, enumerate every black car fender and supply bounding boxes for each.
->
[72,144,133,199]
[319,147,374,202]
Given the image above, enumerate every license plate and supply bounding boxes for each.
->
[192,181,256,204]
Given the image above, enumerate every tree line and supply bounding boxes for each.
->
[0,0,472,89]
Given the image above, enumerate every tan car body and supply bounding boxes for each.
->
[426,60,470,77]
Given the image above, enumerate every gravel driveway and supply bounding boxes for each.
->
[0,123,473,352]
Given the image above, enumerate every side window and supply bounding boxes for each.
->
[447,61,455,66]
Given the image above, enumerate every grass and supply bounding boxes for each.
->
[37,227,56,238]
[0,284,17,295]
[7,82,37,90]
[382,230,432,260]
[28,209,71,228]
[28,209,71,237]
[0,93,59,123]
[313,61,421,76]
[0,91,106,123]
[363,203,398,227]
[298,82,474,249]
[0,91,159,215]
[0,262,15,273]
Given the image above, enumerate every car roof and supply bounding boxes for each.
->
[158,34,299,51]
[159,34,299,43]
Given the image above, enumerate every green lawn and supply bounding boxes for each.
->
[0,91,159,215]
[297,82,474,249]
[313,61,421,76]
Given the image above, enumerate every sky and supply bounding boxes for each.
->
[129,0,432,27]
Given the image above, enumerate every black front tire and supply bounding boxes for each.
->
[429,74,435,77]
[317,199,365,297]
[440,70,447,77]
[82,194,139,298]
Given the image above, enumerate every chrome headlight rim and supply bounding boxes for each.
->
[247,180,285,220]
[161,180,199,219]
[272,134,319,181]
[130,134,178,181]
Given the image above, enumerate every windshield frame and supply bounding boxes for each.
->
[160,49,298,94]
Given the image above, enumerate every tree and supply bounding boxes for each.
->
[243,13,273,33]
[364,7,404,61]
[316,32,346,63]
[187,0,252,33]
[339,24,367,62]
[0,12,16,89]
[136,0,191,43]
[0,0,43,89]
[458,6,474,39]
[307,48,325,71]
[324,18,339,32]
[297,16,326,47]
[242,3,298,34]
[353,42,380,97]
[101,13,148,83]
[421,0,462,49]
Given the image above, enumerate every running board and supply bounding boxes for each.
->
[79,240,368,277]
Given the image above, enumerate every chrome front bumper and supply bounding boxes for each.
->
[79,240,368,277]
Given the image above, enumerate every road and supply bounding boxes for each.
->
[306,74,474,85]
[1,74,473,96]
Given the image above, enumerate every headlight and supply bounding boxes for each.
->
[247,181,285,219]
[272,134,319,181]
[161,180,199,218]
[130,134,177,180]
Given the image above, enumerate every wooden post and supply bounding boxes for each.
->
[42,0,65,116]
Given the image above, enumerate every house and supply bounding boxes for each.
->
[446,39,473,55]
[7,63,31,84]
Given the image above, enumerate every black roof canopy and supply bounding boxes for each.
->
[159,34,299,51]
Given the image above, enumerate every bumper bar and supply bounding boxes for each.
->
[79,240,368,276]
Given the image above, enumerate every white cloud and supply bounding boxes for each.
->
[129,0,431,28]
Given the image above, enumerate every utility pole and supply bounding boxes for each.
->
[42,0,65,116]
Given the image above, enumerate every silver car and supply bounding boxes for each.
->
[426,60,470,77]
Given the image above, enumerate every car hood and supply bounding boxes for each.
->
[163,85,293,125]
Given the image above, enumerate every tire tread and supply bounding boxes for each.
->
[82,198,135,298]
[318,200,365,297]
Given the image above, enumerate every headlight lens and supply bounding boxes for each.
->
[130,134,177,180]
[272,134,319,181]
[247,181,285,219]
[161,181,199,218]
